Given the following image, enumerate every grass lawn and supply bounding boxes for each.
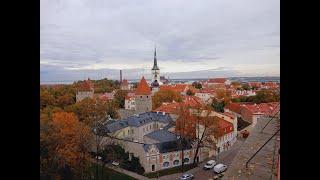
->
[90,164,137,180]
[144,164,196,178]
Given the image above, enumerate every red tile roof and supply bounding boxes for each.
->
[100,92,115,100]
[160,84,188,93]
[154,96,203,114]
[224,103,243,114]
[241,102,279,115]
[135,76,151,95]
[209,116,234,137]
[248,82,262,88]
[125,92,135,100]
[78,79,94,91]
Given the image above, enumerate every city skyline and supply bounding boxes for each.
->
[41,0,279,81]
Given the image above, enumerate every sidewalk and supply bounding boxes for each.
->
[91,158,149,180]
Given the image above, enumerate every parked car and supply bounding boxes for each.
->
[112,161,119,166]
[213,164,227,174]
[95,156,102,160]
[203,160,217,170]
[179,173,194,180]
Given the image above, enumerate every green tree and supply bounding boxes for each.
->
[192,81,202,89]
[186,89,195,96]
[242,83,250,90]
[211,99,225,112]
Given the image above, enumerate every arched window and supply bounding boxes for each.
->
[183,158,190,164]
[163,162,169,168]
[173,160,179,166]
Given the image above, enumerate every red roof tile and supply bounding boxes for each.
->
[78,79,94,91]
[135,76,151,95]
[214,116,234,137]
[154,96,203,114]
[225,103,243,114]
[160,84,188,93]
[242,102,279,115]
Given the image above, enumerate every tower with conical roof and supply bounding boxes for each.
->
[151,47,160,85]
[135,76,152,113]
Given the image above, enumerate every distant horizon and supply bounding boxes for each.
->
[40,76,280,85]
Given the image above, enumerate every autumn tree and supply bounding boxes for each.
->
[40,112,94,179]
[114,90,128,108]
[175,103,198,171]
[40,89,55,108]
[254,89,280,103]
[66,98,118,127]
[152,89,183,110]
[191,105,214,166]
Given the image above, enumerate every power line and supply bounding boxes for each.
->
[246,128,280,169]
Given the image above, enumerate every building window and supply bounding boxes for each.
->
[163,162,170,168]
[147,96,149,98]
[152,165,155,171]
[173,160,179,166]
[131,129,134,134]
[163,154,168,160]
[128,130,130,134]
[140,96,142,98]
[183,158,190,164]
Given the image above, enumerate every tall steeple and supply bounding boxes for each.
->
[152,47,159,70]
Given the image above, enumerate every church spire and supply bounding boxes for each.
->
[152,46,159,70]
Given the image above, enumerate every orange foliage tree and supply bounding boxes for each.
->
[152,89,183,110]
[66,98,119,127]
[40,111,93,179]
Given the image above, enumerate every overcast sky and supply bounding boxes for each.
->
[40,0,279,81]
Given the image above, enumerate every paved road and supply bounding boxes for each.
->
[192,138,245,180]
[157,138,246,180]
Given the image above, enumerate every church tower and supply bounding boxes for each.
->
[151,47,160,84]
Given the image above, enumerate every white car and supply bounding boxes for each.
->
[179,173,194,180]
[112,161,119,166]
[213,164,227,174]
[203,160,217,170]
[95,156,102,160]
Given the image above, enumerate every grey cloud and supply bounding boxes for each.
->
[41,0,279,81]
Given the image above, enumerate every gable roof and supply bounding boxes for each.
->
[160,84,188,93]
[143,138,193,153]
[224,103,242,114]
[103,112,173,133]
[154,96,203,114]
[135,76,151,95]
[145,130,178,143]
[77,79,94,91]
[241,102,279,115]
